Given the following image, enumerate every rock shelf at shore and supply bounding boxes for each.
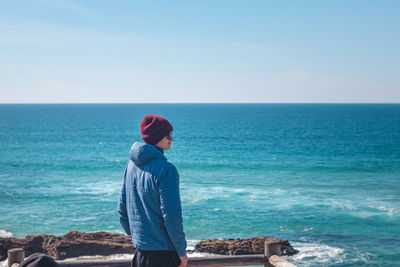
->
[0,231,298,261]
[195,236,298,256]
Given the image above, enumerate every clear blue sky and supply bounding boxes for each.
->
[1,0,399,103]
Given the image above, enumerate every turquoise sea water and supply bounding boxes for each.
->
[0,104,399,266]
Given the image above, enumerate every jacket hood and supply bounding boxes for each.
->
[130,142,166,165]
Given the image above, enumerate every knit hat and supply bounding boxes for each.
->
[140,114,173,145]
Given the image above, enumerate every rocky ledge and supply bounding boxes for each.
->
[195,236,298,256]
[0,231,298,261]
[0,231,134,261]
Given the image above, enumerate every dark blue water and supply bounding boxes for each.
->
[1,104,399,266]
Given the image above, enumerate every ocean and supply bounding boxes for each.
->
[0,104,399,266]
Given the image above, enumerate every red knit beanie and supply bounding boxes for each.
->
[140,115,173,145]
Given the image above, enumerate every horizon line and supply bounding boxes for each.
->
[0,102,400,105]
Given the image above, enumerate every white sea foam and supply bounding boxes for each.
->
[181,185,285,204]
[377,205,397,215]
[184,239,217,257]
[186,239,200,251]
[351,200,398,218]
[71,216,97,222]
[61,253,134,261]
[285,241,345,266]
[0,230,13,238]
[188,185,399,220]
[71,181,120,196]
[187,251,217,258]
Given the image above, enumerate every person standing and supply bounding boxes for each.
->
[118,114,188,267]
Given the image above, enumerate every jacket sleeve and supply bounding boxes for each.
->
[118,166,131,235]
[159,164,187,256]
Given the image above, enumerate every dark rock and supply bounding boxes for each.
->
[0,231,135,260]
[194,236,299,256]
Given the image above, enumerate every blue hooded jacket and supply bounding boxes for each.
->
[118,142,187,256]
